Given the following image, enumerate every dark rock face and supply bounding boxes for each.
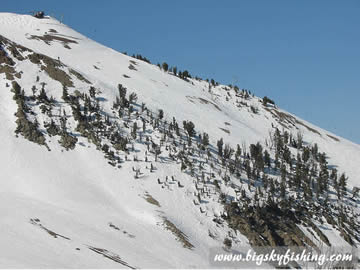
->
[224,202,317,248]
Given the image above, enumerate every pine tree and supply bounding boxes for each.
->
[183,121,195,137]
[131,122,137,139]
[235,144,241,161]
[181,160,187,171]
[311,143,318,160]
[201,132,209,147]
[38,87,48,103]
[217,138,224,157]
[158,109,164,120]
[223,144,234,160]
[62,85,69,102]
[297,131,303,149]
[339,173,347,197]
[142,119,146,132]
[302,146,310,163]
[89,86,96,99]
[162,62,168,72]
[182,70,190,78]
[280,180,286,198]
[31,85,37,97]
[264,150,271,168]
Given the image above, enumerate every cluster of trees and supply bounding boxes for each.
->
[14,73,359,247]
[131,54,151,64]
[209,126,358,245]
[12,81,47,146]
[262,96,275,106]
[158,61,192,81]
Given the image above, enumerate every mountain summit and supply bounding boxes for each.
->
[0,13,359,268]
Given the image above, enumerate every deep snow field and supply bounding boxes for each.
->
[0,13,359,268]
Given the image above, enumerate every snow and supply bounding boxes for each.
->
[0,12,359,268]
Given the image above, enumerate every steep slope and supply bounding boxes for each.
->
[1,13,359,185]
[0,13,359,268]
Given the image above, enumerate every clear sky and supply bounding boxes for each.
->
[2,0,360,144]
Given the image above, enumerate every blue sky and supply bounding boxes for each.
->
[2,0,360,144]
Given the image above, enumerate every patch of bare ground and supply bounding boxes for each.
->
[128,63,137,71]
[160,217,194,249]
[294,119,322,136]
[198,97,222,111]
[8,45,25,61]
[186,96,195,104]
[186,96,222,111]
[1,35,30,61]
[28,34,78,49]
[0,48,15,66]
[266,107,322,136]
[109,222,136,238]
[0,38,22,80]
[109,222,120,231]
[0,65,21,80]
[1,35,76,85]
[219,127,230,134]
[144,193,161,207]
[88,246,137,269]
[28,53,73,87]
[30,218,70,240]
[69,69,91,84]
[327,134,340,142]
[129,60,138,65]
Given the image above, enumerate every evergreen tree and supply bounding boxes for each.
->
[182,70,190,78]
[223,144,234,160]
[38,87,48,103]
[282,145,292,166]
[158,109,164,120]
[280,180,286,198]
[297,131,303,149]
[129,92,138,104]
[31,85,37,97]
[131,122,137,139]
[302,147,310,163]
[311,143,319,160]
[235,144,241,160]
[201,132,209,147]
[89,86,96,99]
[162,62,168,72]
[339,173,347,197]
[183,121,195,137]
[117,84,129,108]
[250,142,264,170]
[264,150,271,168]
[181,160,187,171]
[62,85,69,102]
[217,138,224,157]
[142,118,146,132]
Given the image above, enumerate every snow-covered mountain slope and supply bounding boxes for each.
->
[0,13,359,268]
[1,13,359,186]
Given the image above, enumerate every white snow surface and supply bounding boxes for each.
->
[0,13,359,268]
